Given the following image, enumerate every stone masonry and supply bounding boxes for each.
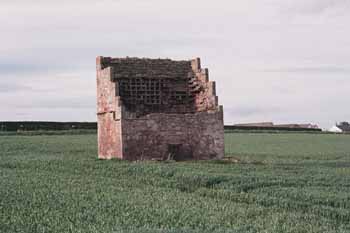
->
[96,56,224,160]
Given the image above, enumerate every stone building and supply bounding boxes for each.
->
[96,56,224,160]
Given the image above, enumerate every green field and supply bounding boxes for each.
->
[1,133,350,233]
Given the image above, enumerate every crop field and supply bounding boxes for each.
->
[1,133,350,233]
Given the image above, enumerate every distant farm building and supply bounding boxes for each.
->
[234,122,274,127]
[96,56,224,161]
[225,122,321,132]
[337,122,350,133]
[274,123,319,129]
[329,126,343,133]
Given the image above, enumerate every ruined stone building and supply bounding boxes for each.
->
[96,56,224,160]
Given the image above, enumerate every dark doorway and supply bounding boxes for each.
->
[167,144,193,161]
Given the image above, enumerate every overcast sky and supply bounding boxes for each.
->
[1,0,349,128]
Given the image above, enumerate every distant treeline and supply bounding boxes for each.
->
[224,125,322,132]
[0,121,97,131]
[0,121,323,132]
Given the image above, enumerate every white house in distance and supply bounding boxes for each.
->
[328,125,343,133]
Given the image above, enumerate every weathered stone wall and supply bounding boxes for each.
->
[121,110,224,160]
[96,56,224,160]
[109,57,196,116]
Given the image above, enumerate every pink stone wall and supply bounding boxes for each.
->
[96,57,122,159]
[97,113,122,159]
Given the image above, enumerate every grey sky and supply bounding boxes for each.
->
[1,0,349,128]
